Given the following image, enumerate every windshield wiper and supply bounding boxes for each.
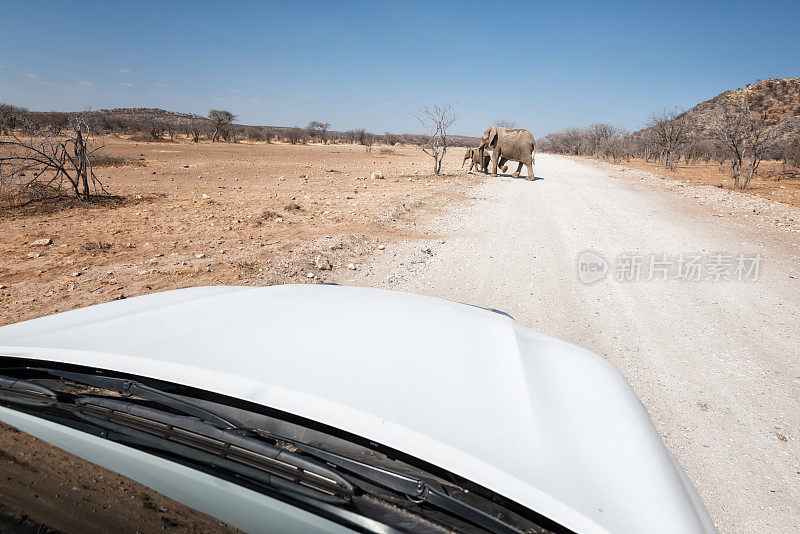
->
[0,367,524,533]
[0,375,57,407]
[286,440,521,534]
[27,367,238,429]
[73,396,354,502]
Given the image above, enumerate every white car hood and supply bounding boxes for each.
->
[0,285,715,533]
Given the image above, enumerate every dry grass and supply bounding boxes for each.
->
[91,154,145,167]
[611,158,800,207]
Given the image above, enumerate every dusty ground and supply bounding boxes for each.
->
[0,139,481,532]
[593,156,800,208]
[0,139,480,325]
[350,154,800,533]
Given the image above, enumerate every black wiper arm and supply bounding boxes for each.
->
[73,396,354,501]
[289,441,522,534]
[27,367,238,429]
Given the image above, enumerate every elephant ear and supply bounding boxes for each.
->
[488,127,498,147]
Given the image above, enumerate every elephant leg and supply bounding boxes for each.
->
[513,161,523,179]
[525,161,535,181]
[498,157,509,173]
[491,151,499,176]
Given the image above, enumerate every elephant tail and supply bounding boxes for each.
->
[532,143,536,166]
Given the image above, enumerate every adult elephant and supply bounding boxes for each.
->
[478,126,536,180]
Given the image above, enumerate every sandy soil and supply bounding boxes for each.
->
[350,154,800,533]
[0,139,481,326]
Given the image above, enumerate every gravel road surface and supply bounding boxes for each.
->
[347,154,800,533]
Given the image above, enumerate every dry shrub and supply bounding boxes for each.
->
[82,241,113,251]
[261,209,280,219]
[128,133,170,143]
[91,154,144,167]
[284,202,301,211]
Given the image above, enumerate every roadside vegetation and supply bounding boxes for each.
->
[0,104,478,209]
[541,78,800,192]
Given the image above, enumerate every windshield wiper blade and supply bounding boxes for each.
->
[0,374,58,407]
[26,367,238,429]
[288,441,522,534]
[73,396,354,501]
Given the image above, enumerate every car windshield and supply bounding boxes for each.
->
[0,358,571,534]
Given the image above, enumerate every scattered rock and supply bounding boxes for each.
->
[0,284,6,289]
[278,176,285,181]
[370,171,384,180]
[314,256,333,270]
[201,194,210,199]
[275,217,284,223]
[347,263,356,270]
[299,174,308,178]
[27,252,41,258]
[30,238,52,247]
[377,244,386,250]
[195,253,206,259]
[354,176,367,180]
[306,272,316,278]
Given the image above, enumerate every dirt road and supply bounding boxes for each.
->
[348,155,800,533]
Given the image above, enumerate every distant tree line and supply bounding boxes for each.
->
[0,104,478,148]
[540,100,800,189]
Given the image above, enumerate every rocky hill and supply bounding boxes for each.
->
[629,78,800,140]
[688,78,800,124]
[90,108,210,126]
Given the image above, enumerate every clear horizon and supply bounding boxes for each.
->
[1,0,798,137]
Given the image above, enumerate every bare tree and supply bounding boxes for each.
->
[705,100,785,188]
[0,118,108,203]
[207,109,236,142]
[741,110,784,189]
[494,119,518,129]
[306,121,331,144]
[704,103,749,187]
[285,127,305,144]
[148,122,165,141]
[647,108,690,170]
[0,104,28,135]
[413,103,458,175]
[776,117,800,170]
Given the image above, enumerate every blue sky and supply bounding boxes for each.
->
[1,1,798,136]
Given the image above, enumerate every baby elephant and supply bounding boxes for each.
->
[462,148,490,173]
